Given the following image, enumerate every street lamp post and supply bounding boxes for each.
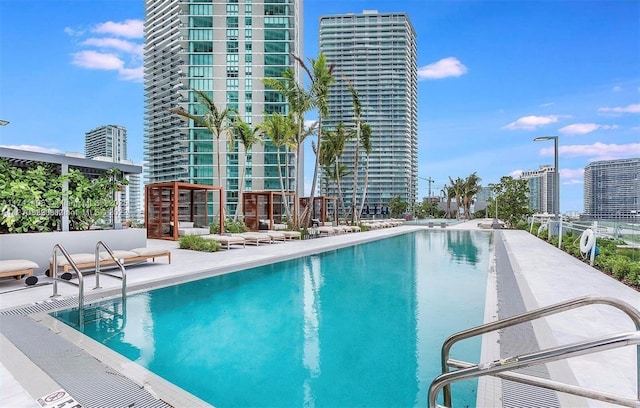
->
[534,136,560,234]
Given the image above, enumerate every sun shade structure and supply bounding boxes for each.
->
[145,182,224,240]
[299,196,338,226]
[242,191,297,231]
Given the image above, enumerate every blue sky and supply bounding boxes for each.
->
[1,0,638,213]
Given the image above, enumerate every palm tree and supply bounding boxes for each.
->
[345,77,363,224]
[462,172,482,219]
[259,112,297,221]
[356,122,373,219]
[320,123,350,220]
[292,53,336,225]
[449,176,464,219]
[231,116,263,221]
[263,68,313,227]
[442,185,453,219]
[170,89,233,189]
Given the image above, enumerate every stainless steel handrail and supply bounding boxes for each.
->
[438,295,640,407]
[94,240,127,302]
[51,243,85,328]
[429,331,640,408]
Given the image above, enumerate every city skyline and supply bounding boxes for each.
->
[1,1,638,213]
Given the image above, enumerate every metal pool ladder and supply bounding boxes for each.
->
[51,241,127,328]
[428,295,640,408]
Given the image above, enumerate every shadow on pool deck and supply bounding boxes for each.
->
[1,221,638,407]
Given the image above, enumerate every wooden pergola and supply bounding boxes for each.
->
[242,191,297,231]
[145,182,224,240]
[299,196,338,226]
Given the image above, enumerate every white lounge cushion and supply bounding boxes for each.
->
[0,260,39,273]
[99,250,139,261]
[130,247,171,257]
[179,221,194,228]
[49,253,95,266]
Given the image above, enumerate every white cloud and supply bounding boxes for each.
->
[93,19,144,38]
[612,85,622,92]
[82,38,143,55]
[72,50,124,70]
[560,168,584,179]
[0,145,62,154]
[558,123,618,135]
[509,169,523,178]
[539,102,555,108]
[418,57,468,80]
[502,115,562,131]
[563,179,583,185]
[68,19,143,82]
[598,104,640,114]
[539,142,640,161]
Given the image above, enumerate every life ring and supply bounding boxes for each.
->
[579,229,595,253]
[537,223,548,235]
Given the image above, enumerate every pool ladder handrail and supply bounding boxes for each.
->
[51,242,127,329]
[94,240,127,301]
[430,295,640,408]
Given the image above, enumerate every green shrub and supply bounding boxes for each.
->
[210,218,249,234]
[178,235,219,252]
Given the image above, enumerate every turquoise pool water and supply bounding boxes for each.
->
[53,230,492,407]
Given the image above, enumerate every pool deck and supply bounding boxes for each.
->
[1,221,638,407]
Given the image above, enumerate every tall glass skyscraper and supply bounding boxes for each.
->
[521,164,556,215]
[144,0,303,214]
[583,157,639,221]
[319,10,418,214]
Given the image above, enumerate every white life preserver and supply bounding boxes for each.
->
[579,229,595,253]
[537,223,548,235]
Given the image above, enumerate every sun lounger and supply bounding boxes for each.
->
[281,230,302,240]
[264,231,287,242]
[237,232,272,246]
[0,259,39,285]
[50,247,171,274]
[202,234,246,249]
[317,226,336,237]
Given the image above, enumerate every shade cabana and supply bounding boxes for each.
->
[145,182,224,240]
[242,191,297,231]
[299,196,338,226]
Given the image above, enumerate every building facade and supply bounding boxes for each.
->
[520,165,556,215]
[318,10,418,216]
[583,158,639,221]
[143,0,303,215]
[85,125,141,223]
[85,125,127,162]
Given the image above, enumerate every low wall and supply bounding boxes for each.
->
[0,229,146,275]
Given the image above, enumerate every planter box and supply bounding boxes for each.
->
[0,229,146,276]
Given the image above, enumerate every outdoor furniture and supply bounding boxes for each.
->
[236,232,273,246]
[50,247,171,274]
[202,234,246,249]
[0,260,39,285]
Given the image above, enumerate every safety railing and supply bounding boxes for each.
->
[94,240,127,302]
[51,243,86,327]
[430,295,640,408]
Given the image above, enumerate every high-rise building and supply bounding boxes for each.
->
[521,164,556,215]
[85,125,141,223]
[583,157,639,221]
[85,125,127,162]
[319,10,418,215]
[144,0,303,215]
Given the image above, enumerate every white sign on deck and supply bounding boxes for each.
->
[37,389,83,408]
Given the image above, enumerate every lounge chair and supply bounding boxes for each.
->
[50,247,171,274]
[264,231,287,243]
[236,232,272,246]
[202,234,246,249]
[281,230,302,240]
[0,260,39,285]
[317,226,336,237]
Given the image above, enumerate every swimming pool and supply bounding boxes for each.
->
[53,230,492,407]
